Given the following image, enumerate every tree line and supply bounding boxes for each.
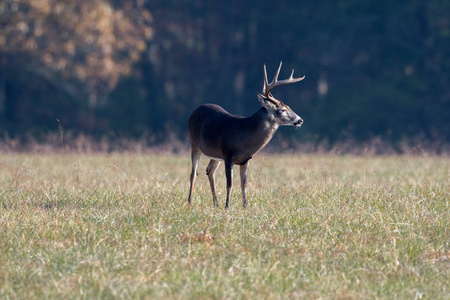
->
[1,0,449,150]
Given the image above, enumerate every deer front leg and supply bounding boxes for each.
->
[240,162,249,207]
[206,159,221,207]
[188,148,201,204]
[224,158,233,209]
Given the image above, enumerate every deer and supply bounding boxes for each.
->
[188,62,305,208]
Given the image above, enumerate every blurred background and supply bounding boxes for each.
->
[1,0,449,152]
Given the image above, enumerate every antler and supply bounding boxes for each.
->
[263,62,305,104]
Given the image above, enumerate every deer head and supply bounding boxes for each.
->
[257,62,305,127]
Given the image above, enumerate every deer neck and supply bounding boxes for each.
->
[241,107,278,153]
[251,107,278,131]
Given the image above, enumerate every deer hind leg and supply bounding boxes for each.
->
[206,159,221,207]
[240,162,249,208]
[188,147,201,204]
[224,158,233,209]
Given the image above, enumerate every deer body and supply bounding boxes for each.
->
[190,104,277,165]
[188,62,305,208]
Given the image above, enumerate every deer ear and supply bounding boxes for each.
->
[257,93,277,110]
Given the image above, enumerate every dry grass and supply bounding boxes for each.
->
[0,152,449,299]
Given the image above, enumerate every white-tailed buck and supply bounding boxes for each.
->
[188,62,305,208]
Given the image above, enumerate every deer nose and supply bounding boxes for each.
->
[294,118,303,126]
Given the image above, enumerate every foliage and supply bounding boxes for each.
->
[0,0,152,110]
[0,153,449,298]
[1,0,450,146]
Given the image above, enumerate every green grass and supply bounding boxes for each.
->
[0,153,449,299]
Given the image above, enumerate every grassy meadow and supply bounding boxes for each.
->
[0,152,449,299]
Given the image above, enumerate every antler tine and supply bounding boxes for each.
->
[263,62,305,101]
[262,63,279,105]
[291,69,306,81]
[263,64,269,91]
[272,61,282,84]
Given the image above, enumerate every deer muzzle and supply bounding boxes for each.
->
[293,118,303,127]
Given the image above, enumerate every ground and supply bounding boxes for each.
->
[0,153,449,299]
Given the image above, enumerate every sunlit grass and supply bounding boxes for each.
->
[0,153,449,299]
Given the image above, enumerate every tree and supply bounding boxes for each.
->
[0,0,153,109]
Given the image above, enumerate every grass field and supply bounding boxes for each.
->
[0,152,449,299]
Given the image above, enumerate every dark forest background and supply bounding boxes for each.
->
[1,0,450,152]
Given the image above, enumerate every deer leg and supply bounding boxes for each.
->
[240,162,250,207]
[206,159,221,207]
[224,158,233,209]
[188,147,201,204]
